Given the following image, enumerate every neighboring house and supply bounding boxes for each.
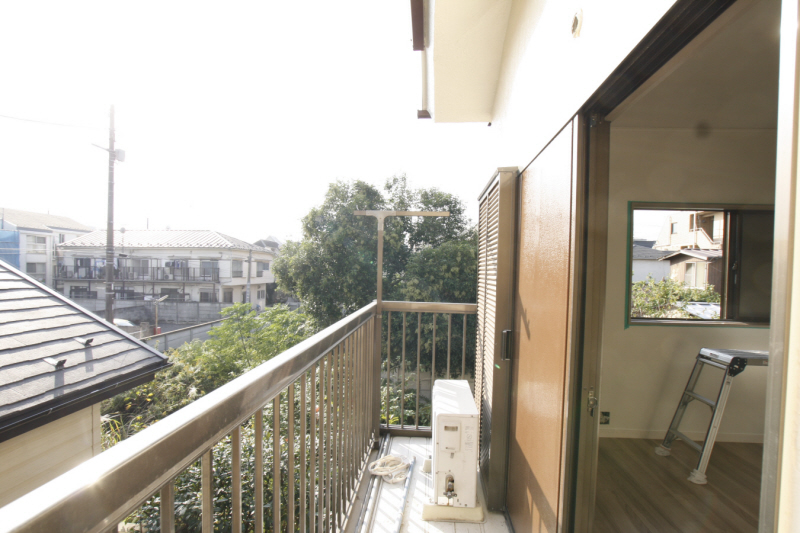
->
[0,259,170,507]
[56,230,275,309]
[659,248,724,293]
[653,210,724,251]
[0,208,92,287]
[631,244,671,282]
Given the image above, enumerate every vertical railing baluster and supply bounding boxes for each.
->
[202,450,213,533]
[462,314,467,379]
[318,357,326,533]
[288,384,296,532]
[160,480,175,533]
[255,408,264,533]
[386,311,391,427]
[301,374,307,533]
[333,346,340,531]
[432,313,437,390]
[232,426,242,533]
[327,353,333,532]
[273,396,281,533]
[447,313,452,379]
[416,312,421,430]
[348,332,354,501]
[401,312,406,428]
[310,365,317,533]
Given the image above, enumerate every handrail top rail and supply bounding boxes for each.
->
[380,301,477,314]
[0,301,376,533]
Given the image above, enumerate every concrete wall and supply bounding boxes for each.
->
[599,127,776,442]
[0,405,100,508]
[70,299,233,324]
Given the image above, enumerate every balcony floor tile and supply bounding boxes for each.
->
[368,436,509,533]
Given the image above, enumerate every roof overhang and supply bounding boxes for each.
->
[412,0,513,122]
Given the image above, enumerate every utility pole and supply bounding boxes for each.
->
[105,106,116,324]
[354,210,449,442]
[94,105,125,324]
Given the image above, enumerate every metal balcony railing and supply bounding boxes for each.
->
[0,301,477,533]
[56,266,221,282]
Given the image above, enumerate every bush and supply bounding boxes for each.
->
[631,275,721,319]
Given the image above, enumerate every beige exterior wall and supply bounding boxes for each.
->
[0,405,101,508]
[599,127,776,441]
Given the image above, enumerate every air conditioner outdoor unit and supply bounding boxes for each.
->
[431,380,479,508]
[163,274,171,280]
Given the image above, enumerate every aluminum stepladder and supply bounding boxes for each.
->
[654,348,768,484]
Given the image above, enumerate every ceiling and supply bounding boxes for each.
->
[611,0,780,130]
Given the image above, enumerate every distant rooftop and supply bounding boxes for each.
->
[0,207,93,233]
[659,249,724,261]
[253,235,283,252]
[632,244,671,260]
[0,259,170,442]
[60,230,272,253]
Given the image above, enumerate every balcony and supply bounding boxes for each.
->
[0,301,506,532]
[56,266,221,282]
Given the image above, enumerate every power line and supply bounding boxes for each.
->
[0,112,104,131]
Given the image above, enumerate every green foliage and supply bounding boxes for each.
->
[273,175,475,326]
[401,232,478,303]
[102,304,315,445]
[631,275,721,319]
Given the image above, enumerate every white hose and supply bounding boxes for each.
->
[368,454,411,484]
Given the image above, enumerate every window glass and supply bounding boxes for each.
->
[27,235,46,252]
[630,206,773,323]
[232,260,243,277]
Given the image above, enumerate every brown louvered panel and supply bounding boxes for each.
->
[475,168,517,511]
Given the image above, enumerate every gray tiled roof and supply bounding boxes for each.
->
[0,207,93,233]
[0,260,169,437]
[60,230,270,252]
[632,245,671,260]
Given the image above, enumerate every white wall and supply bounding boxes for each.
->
[0,405,100,508]
[631,259,670,283]
[599,127,776,441]
[488,0,677,170]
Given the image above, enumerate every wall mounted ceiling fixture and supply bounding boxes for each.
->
[572,9,583,38]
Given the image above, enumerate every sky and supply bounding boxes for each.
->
[0,2,497,243]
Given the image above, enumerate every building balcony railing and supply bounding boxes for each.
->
[56,266,221,282]
[0,300,477,532]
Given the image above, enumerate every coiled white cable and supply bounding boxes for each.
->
[368,454,411,484]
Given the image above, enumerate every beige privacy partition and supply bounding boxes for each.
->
[475,167,517,511]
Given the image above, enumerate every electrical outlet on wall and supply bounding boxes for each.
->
[600,411,610,425]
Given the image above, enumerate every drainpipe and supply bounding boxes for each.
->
[245,249,252,307]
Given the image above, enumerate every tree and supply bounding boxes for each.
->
[101,304,314,444]
[274,176,474,326]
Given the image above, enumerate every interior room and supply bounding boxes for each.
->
[593,0,779,531]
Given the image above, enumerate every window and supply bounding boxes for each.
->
[630,205,773,324]
[70,286,97,299]
[58,234,66,244]
[201,260,218,280]
[232,260,244,278]
[223,290,233,303]
[26,262,46,281]
[27,235,46,253]
[257,289,266,299]
[257,262,266,277]
[200,291,217,303]
[160,288,182,301]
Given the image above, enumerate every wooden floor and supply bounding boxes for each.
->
[593,438,762,533]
